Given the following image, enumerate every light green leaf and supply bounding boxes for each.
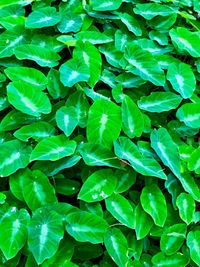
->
[14,44,60,67]
[22,169,57,211]
[169,27,200,57]
[0,140,32,177]
[73,41,102,87]
[115,169,136,194]
[104,228,129,267]
[0,208,30,260]
[25,7,61,28]
[47,68,67,99]
[138,92,182,113]
[134,3,177,20]
[56,106,78,137]
[150,128,181,178]
[79,143,123,169]
[78,169,117,203]
[178,173,200,201]
[30,135,76,161]
[119,13,142,36]
[140,184,167,227]
[167,62,196,99]
[76,31,113,45]
[14,122,56,142]
[105,193,134,228]
[59,58,90,87]
[176,193,195,225]
[160,223,187,255]
[0,0,33,8]
[152,252,189,267]
[133,203,154,240]
[90,0,122,11]
[28,208,64,264]
[187,229,200,266]
[122,95,144,138]
[7,81,52,117]
[87,99,121,149]
[65,211,108,244]
[188,147,200,174]
[57,12,82,33]
[5,67,47,91]
[114,137,167,180]
[176,103,200,129]
[124,43,165,86]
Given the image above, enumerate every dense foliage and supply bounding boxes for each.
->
[0,0,200,266]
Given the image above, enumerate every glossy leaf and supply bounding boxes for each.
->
[176,103,200,129]
[152,252,189,267]
[187,229,200,266]
[176,193,195,225]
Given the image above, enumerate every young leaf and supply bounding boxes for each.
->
[160,223,187,255]
[121,95,144,138]
[5,67,48,91]
[0,208,30,260]
[176,103,200,129]
[104,228,129,267]
[150,128,181,178]
[124,43,165,86]
[28,208,64,265]
[176,193,195,225]
[87,99,121,149]
[167,62,196,99]
[186,229,200,266]
[105,193,135,229]
[65,211,108,244]
[0,140,32,177]
[25,7,61,29]
[56,106,78,137]
[30,135,76,161]
[7,81,52,117]
[114,137,167,180]
[133,203,154,240]
[138,92,182,113]
[140,184,167,227]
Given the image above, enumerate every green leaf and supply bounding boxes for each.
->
[115,169,136,194]
[90,0,122,11]
[124,43,165,86]
[56,106,78,137]
[105,193,134,228]
[140,184,167,227]
[59,58,90,87]
[77,31,113,45]
[152,252,189,267]
[30,135,76,161]
[87,99,121,148]
[5,67,47,91]
[65,211,108,244]
[73,41,102,87]
[104,228,129,267]
[0,208,30,260]
[176,193,195,225]
[187,229,200,266]
[167,62,196,99]
[150,128,181,178]
[79,143,123,169]
[28,208,64,264]
[14,122,56,142]
[57,12,82,33]
[178,173,200,201]
[169,27,200,57]
[160,223,187,255]
[138,92,182,113]
[121,95,144,138]
[114,137,167,180]
[54,178,80,196]
[0,140,32,177]
[133,203,154,240]
[134,3,177,20]
[119,13,142,36]
[47,68,67,99]
[176,103,200,129]
[14,44,60,67]
[25,7,61,28]
[188,147,200,174]
[78,169,117,203]
[0,0,33,8]
[22,169,57,211]
[7,81,52,117]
